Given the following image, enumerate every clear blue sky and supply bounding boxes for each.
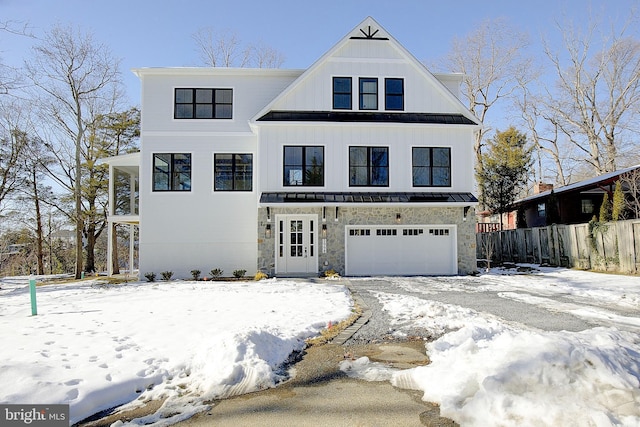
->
[2,0,639,108]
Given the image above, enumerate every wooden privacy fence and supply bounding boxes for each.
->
[476,219,640,274]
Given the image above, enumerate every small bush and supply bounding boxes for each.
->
[254,271,268,281]
[323,269,340,279]
[233,269,246,278]
[144,272,156,282]
[190,269,201,281]
[210,268,223,278]
[161,271,173,281]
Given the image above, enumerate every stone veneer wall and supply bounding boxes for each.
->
[257,206,477,277]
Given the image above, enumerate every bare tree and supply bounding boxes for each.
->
[192,27,284,68]
[442,18,533,206]
[25,23,123,279]
[0,99,29,213]
[0,20,34,94]
[619,169,640,219]
[541,16,640,175]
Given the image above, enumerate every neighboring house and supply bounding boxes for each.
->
[104,17,480,278]
[507,164,640,229]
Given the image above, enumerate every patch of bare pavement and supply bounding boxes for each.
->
[79,341,456,427]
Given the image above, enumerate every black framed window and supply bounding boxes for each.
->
[412,147,451,187]
[174,88,233,119]
[385,78,404,110]
[349,146,389,186]
[214,154,253,191]
[283,146,324,186]
[333,77,352,109]
[153,153,191,191]
[359,78,378,110]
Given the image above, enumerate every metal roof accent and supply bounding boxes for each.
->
[257,111,477,125]
[260,192,478,204]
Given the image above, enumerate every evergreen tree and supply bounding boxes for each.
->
[611,180,624,221]
[477,127,533,230]
[599,192,612,222]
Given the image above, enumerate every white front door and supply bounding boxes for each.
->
[276,215,318,275]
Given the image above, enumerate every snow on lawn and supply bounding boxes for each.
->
[342,269,640,426]
[0,277,353,425]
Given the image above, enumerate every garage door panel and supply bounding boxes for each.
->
[346,226,456,276]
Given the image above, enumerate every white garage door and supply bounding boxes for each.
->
[346,225,457,276]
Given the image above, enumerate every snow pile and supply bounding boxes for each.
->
[0,278,353,425]
[342,287,640,426]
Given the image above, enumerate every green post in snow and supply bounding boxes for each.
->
[29,277,37,316]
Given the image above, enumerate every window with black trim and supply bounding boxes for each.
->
[214,154,253,191]
[412,147,451,187]
[283,146,324,186]
[174,88,232,119]
[385,78,404,110]
[153,153,191,191]
[333,77,352,109]
[349,146,389,186]
[359,78,378,110]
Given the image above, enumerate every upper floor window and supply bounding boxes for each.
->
[349,146,389,186]
[153,153,191,191]
[174,88,233,119]
[412,147,451,187]
[214,154,253,191]
[385,78,404,110]
[359,78,378,110]
[283,146,324,186]
[333,77,352,109]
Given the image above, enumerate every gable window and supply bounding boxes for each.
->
[333,77,352,109]
[385,78,404,110]
[538,203,546,218]
[174,88,233,119]
[153,153,191,191]
[412,147,451,187]
[214,154,253,191]
[349,146,389,186]
[283,146,324,186]
[359,78,378,110]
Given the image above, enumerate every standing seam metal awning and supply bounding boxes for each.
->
[260,192,478,204]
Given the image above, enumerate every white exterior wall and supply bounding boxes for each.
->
[258,124,475,193]
[136,69,300,279]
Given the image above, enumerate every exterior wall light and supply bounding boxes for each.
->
[265,223,272,238]
[396,213,401,223]
[322,223,327,238]
[463,206,471,221]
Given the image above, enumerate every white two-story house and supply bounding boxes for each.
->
[105,17,480,279]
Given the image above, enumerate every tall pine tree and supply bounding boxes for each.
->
[477,127,533,230]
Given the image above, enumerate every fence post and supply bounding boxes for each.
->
[29,276,37,316]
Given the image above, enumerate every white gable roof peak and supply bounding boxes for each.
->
[251,17,479,125]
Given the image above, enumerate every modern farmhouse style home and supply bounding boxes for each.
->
[104,17,480,279]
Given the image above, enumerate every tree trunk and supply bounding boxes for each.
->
[85,222,96,273]
[32,170,45,275]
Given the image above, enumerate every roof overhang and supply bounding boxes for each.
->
[259,192,478,207]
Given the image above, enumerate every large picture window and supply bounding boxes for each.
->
[412,147,451,187]
[283,146,324,186]
[349,146,389,186]
[153,153,191,191]
[214,154,253,191]
[359,78,378,110]
[333,77,352,109]
[385,78,404,110]
[174,88,233,119]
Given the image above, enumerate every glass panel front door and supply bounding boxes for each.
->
[276,215,317,275]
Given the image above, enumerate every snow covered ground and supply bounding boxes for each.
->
[0,277,353,425]
[342,267,640,426]
[1,267,640,426]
